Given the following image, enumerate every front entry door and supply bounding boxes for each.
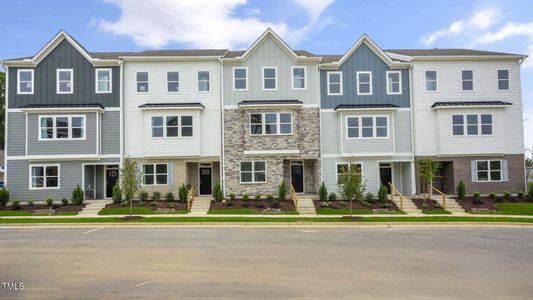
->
[105,166,119,199]
[199,167,212,195]
[291,161,304,193]
[379,163,392,194]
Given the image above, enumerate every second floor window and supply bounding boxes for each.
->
[346,116,388,139]
[96,69,112,93]
[17,69,34,94]
[167,72,180,92]
[233,67,247,90]
[137,72,149,92]
[142,163,168,185]
[151,116,193,137]
[462,70,473,91]
[497,70,509,90]
[356,71,372,95]
[39,115,85,140]
[57,69,73,94]
[386,71,401,95]
[327,72,342,95]
[452,114,492,136]
[250,112,292,135]
[240,161,266,183]
[263,67,277,90]
[292,67,306,89]
[336,163,362,184]
[198,71,210,92]
[425,70,437,91]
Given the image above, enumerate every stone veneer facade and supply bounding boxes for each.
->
[223,107,321,195]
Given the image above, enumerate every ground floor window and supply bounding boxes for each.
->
[30,165,59,189]
[475,160,502,182]
[336,162,362,184]
[240,161,266,183]
[142,163,168,185]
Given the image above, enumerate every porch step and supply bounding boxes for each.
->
[79,200,112,217]
[432,196,467,214]
[295,197,316,215]
[391,196,423,215]
[189,196,212,215]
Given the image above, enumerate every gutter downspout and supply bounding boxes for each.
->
[408,63,416,195]
[220,57,226,196]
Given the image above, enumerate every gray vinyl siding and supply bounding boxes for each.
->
[223,37,319,106]
[320,43,410,109]
[401,162,413,195]
[95,165,104,199]
[393,110,412,153]
[8,39,120,108]
[7,112,26,156]
[26,112,97,155]
[101,111,120,154]
[320,111,339,154]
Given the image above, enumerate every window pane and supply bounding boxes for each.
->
[498,70,509,80]
[56,128,68,139]
[181,116,193,126]
[152,127,163,137]
[265,113,277,123]
[156,175,167,185]
[388,72,399,82]
[59,71,71,81]
[362,117,373,127]
[241,172,252,183]
[481,114,492,124]
[98,81,110,92]
[452,115,464,125]
[293,67,305,77]
[329,83,340,94]
[198,81,209,91]
[376,117,387,127]
[264,68,276,78]
[42,117,53,128]
[426,81,437,91]
[254,161,266,171]
[254,172,266,182]
[59,82,72,92]
[362,128,373,137]
[329,73,340,83]
[144,175,154,185]
[241,162,252,172]
[294,78,305,89]
[143,164,154,174]
[56,117,68,127]
[426,71,436,81]
[462,70,473,80]
[235,68,246,78]
[198,71,209,81]
[482,125,492,135]
[166,127,178,137]
[156,164,167,174]
[20,71,32,81]
[168,82,179,92]
[32,177,44,188]
[235,79,246,89]
[462,81,473,90]
[72,117,83,127]
[137,72,148,81]
[72,128,83,138]
[32,166,44,176]
[167,72,179,82]
[280,124,292,134]
[453,126,464,135]
[477,161,488,171]
[181,127,193,137]
[265,124,277,134]
[359,83,370,94]
[264,79,276,89]
[477,171,489,181]
[347,128,358,138]
[490,171,501,181]
[467,115,478,125]
[490,161,501,170]
[137,82,148,92]
[376,127,387,137]
[46,177,58,187]
[280,113,291,123]
[359,73,370,82]
[347,117,358,127]
[46,167,58,177]
[152,117,163,127]
[467,125,478,135]
[98,70,110,81]
[250,114,262,124]
[498,80,509,90]
[251,125,262,134]
[166,116,178,126]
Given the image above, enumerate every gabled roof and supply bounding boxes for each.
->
[431,101,513,109]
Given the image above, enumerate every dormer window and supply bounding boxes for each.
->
[17,69,34,94]
[57,69,73,94]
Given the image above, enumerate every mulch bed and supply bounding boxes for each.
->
[455,196,533,213]
[313,200,400,211]
[411,198,444,211]
[105,200,188,210]
[210,199,296,212]
[0,204,85,213]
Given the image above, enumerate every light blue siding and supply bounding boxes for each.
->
[101,111,120,155]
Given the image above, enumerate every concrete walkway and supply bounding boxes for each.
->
[189,196,211,216]
[78,200,112,217]
[295,197,316,215]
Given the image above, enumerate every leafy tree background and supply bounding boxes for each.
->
[0,71,5,149]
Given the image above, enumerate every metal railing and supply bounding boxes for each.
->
[187,185,195,211]
[431,185,447,210]
[388,183,405,211]
[290,184,298,209]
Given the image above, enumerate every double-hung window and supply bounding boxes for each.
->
[17,69,34,94]
[233,67,247,90]
[142,164,168,185]
[346,116,388,138]
[292,66,306,89]
[476,160,502,182]
[497,70,509,90]
[452,114,492,136]
[461,70,473,91]
[240,161,266,183]
[336,163,362,184]
[425,70,437,91]
[136,72,149,92]
[167,72,180,92]
[327,72,342,95]
[96,69,112,93]
[151,116,193,138]
[198,71,210,92]
[263,67,277,90]
[39,115,85,140]
[386,71,401,95]
[356,71,372,95]
[250,112,292,135]
[57,69,73,94]
[30,165,59,189]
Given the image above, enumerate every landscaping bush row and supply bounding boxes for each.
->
[0,186,85,210]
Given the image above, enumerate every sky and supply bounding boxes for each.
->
[0,0,531,156]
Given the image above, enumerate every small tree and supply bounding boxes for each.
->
[278,182,287,201]
[0,188,9,207]
[336,160,366,217]
[457,180,466,200]
[416,159,441,200]
[378,184,388,203]
[178,183,188,203]
[71,185,84,205]
[120,159,142,216]
[319,182,328,201]
[212,183,223,202]
[112,183,122,204]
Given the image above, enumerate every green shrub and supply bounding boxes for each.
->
[167,202,176,209]
[243,192,249,201]
[178,184,188,203]
[0,188,10,207]
[503,191,511,200]
[488,192,496,200]
[229,192,236,201]
[517,191,525,199]
[529,183,533,198]
[61,198,69,206]
[266,194,274,201]
[139,190,148,202]
[378,184,388,203]
[457,180,465,200]
[28,201,34,206]
[121,200,129,207]
[278,182,287,201]
[255,194,262,200]
[46,197,53,207]
[473,192,482,205]
[112,184,122,204]
[166,192,174,202]
[212,183,223,202]
[473,192,481,198]
[328,193,337,201]
[319,182,328,201]
[12,200,21,210]
[365,192,374,203]
[152,191,161,201]
[71,185,84,205]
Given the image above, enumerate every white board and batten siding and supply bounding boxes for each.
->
[123,61,221,158]
[411,60,524,156]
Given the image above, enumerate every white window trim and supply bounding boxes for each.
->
[95,68,112,94]
[239,161,267,184]
[17,69,34,95]
[475,160,503,182]
[38,115,86,141]
[232,67,248,91]
[56,68,73,94]
[356,71,373,95]
[345,115,390,139]
[451,114,493,137]
[335,162,363,184]
[461,70,474,92]
[497,69,510,91]
[29,164,60,190]
[249,112,293,136]
[386,70,402,95]
[136,71,149,93]
[166,71,180,93]
[197,70,210,92]
[262,66,278,91]
[150,115,194,138]
[141,163,169,186]
[327,71,343,96]
[291,66,307,90]
[425,70,438,92]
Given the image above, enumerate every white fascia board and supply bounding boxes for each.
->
[238,104,303,110]
[244,149,300,156]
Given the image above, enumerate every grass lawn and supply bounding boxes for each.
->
[0,211,79,216]
[208,209,299,215]
[423,209,452,215]
[98,207,189,215]
[495,203,533,215]
[315,208,404,215]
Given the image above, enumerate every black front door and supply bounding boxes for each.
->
[379,165,392,194]
[106,167,119,199]
[291,163,304,193]
[199,167,212,195]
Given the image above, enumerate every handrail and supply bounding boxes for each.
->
[388,183,404,211]
[290,184,298,209]
[187,185,195,211]
[431,185,446,210]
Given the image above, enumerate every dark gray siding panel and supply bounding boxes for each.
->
[7,112,26,156]
[101,111,120,154]
[320,43,410,109]
[8,40,120,108]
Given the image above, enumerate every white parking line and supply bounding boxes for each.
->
[136,281,150,287]
[83,227,104,234]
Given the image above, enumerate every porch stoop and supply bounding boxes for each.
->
[432,196,468,215]
[296,196,317,215]
[189,196,212,216]
[391,196,423,215]
[79,200,112,217]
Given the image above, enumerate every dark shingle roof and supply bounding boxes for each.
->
[224,50,315,58]
[335,104,399,110]
[23,103,105,109]
[431,101,513,108]
[238,100,303,106]
[386,48,523,57]
[131,49,228,57]
[320,55,343,63]
[138,102,205,109]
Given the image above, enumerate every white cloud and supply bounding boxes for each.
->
[421,7,502,46]
[95,0,333,49]
[477,22,533,44]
